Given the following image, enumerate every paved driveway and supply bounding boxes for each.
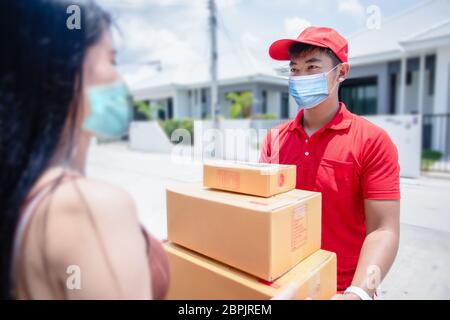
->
[86,142,450,300]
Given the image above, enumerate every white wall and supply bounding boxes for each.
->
[219,93,232,118]
[397,67,434,115]
[193,120,258,162]
[423,69,435,114]
[267,91,281,117]
[289,95,298,119]
[431,45,450,153]
[129,121,173,153]
[403,71,420,114]
[364,114,422,178]
[174,90,190,119]
[189,89,200,119]
[434,45,450,114]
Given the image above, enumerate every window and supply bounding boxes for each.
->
[339,77,378,115]
[167,98,173,119]
[389,74,397,115]
[406,71,413,85]
[261,90,267,114]
[157,108,165,120]
[201,88,208,118]
[426,55,436,96]
[201,88,207,103]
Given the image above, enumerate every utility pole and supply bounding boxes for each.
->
[208,0,219,127]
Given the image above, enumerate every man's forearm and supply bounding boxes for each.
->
[350,228,400,298]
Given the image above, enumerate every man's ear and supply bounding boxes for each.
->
[339,62,350,82]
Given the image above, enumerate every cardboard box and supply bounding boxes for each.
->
[165,242,336,300]
[203,161,296,197]
[166,184,321,281]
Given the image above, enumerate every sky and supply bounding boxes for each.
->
[96,0,425,89]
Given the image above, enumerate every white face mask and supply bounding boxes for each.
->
[288,64,340,110]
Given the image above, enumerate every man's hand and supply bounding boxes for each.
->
[271,282,312,300]
[271,283,300,300]
[331,293,361,300]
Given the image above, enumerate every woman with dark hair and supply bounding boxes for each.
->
[0,0,169,299]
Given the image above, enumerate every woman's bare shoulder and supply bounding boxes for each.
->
[50,176,137,219]
[36,175,151,298]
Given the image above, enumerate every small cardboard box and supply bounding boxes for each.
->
[203,161,296,197]
[165,242,336,300]
[166,184,321,281]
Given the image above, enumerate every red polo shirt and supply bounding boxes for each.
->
[260,102,400,291]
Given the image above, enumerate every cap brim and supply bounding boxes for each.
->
[268,38,329,61]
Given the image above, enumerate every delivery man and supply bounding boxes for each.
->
[260,27,400,300]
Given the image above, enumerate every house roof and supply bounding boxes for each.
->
[348,0,450,65]
[131,73,287,100]
[126,52,287,97]
[403,19,450,43]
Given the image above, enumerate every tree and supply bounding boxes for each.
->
[226,91,253,119]
[134,101,162,121]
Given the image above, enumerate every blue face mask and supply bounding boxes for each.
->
[82,80,133,139]
[288,64,340,110]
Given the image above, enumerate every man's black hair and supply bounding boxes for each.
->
[288,42,341,66]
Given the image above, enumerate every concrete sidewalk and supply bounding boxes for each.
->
[86,142,450,300]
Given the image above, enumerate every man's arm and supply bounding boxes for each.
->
[333,199,400,299]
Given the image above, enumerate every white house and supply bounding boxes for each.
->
[130,0,450,170]
[131,73,292,120]
[344,0,450,157]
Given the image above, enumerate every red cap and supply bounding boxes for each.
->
[269,26,348,63]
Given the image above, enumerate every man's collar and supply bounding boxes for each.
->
[288,102,353,132]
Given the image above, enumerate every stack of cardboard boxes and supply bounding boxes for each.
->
[164,161,337,300]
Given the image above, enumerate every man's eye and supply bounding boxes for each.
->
[308,65,318,70]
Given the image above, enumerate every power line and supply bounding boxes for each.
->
[216,9,252,74]
[209,0,220,125]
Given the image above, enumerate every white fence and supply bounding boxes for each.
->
[193,115,422,178]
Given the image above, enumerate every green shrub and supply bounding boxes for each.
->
[421,149,443,170]
[252,113,277,120]
[134,101,162,121]
[159,118,194,145]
